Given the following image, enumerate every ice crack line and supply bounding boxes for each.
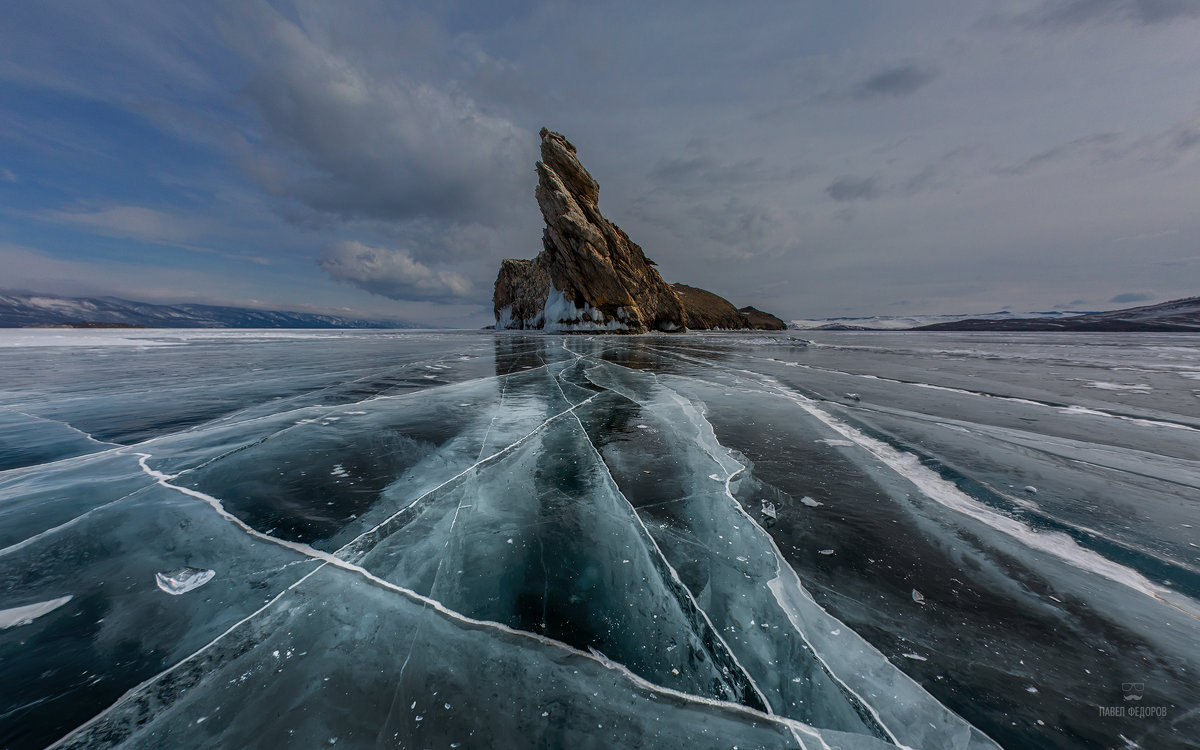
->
[65,448,823,749]
[57,346,846,748]
[548,349,776,716]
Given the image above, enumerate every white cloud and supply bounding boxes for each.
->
[318,240,473,301]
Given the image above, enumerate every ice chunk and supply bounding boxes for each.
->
[0,595,73,629]
[800,496,823,507]
[818,549,835,556]
[156,567,216,595]
[843,393,861,401]
[901,653,927,661]
[911,589,925,604]
[760,500,777,519]
[1023,485,1038,494]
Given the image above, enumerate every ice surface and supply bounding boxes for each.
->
[1,330,1197,749]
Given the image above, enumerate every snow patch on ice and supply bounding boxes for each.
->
[0,595,73,629]
[156,567,216,595]
[1083,381,1151,393]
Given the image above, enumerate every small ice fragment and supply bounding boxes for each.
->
[912,589,925,604]
[0,595,73,629]
[444,703,451,710]
[800,496,822,507]
[831,629,841,635]
[708,473,722,481]
[818,549,834,556]
[1023,485,1038,494]
[506,538,514,544]
[1026,686,1039,693]
[156,567,215,595]
[760,500,777,520]
[410,701,416,710]
[843,393,861,401]
[902,653,927,661]
[636,424,649,429]
[331,464,349,478]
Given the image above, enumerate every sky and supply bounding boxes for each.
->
[2,0,1199,326]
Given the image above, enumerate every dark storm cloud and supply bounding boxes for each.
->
[1110,291,1154,303]
[1023,0,1200,28]
[853,62,938,99]
[825,176,881,202]
[233,9,535,227]
[318,241,473,301]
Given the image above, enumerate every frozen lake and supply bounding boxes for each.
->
[1,329,1197,749]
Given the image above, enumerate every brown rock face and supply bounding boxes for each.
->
[738,306,787,330]
[494,129,686,332]
[672,284,750,330]
[492,258,550,329]
[493,128,788,333]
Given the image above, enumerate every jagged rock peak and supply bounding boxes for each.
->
[493,129,686,333]
[492,128,788,334]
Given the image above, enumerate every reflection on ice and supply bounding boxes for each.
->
[0,330,1196,749]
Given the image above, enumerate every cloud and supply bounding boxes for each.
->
[826,176,881,202]
[41,205,200,242]
[997,133,1120,176]
[1109,291,1154,303]
[318,240,473,301]
[853,62,938,99]
[234,9,535,227]
[1021,0,1200,29]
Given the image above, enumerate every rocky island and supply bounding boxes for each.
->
[493,129,785,332]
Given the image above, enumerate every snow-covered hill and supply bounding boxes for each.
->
[788,310,1091,330]
[0,292,418,329]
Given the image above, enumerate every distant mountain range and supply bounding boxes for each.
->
[914,296,1200,332]
[0,291,419,329]
[789,297,1200,332]
[788,310,1094,331]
